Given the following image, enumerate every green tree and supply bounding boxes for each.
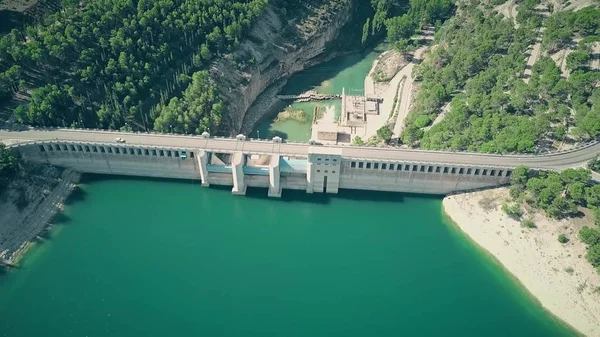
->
[154,71,224,135]
[547,197,578,219]
[511,166,530,187]
[386,15,416,42]
[580,226,600,246]
[568,182,587,205]
[586,185,600,208]
[586,244,600,268]
[0,145,21,193]
[588,156,600,173]
[566,49,591,72]
[15,85,76,127]
[352,136,365,146]
[377,125,393,143]
[362,18,371,44]
[1,0,269,133]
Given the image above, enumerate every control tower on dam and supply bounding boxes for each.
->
[3,128,598,197]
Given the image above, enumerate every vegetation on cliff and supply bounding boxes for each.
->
[589,157,600,173]
[401,1,600,153]
[1,0,268,133]
[365,0,454,50]
[506,165,600,272]
[0,144,21,193]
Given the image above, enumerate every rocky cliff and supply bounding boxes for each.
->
[210,0,353,135]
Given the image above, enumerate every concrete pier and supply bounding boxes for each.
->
[197,150,210,187]
[268,155,281,197]
[307,147,342,193]
[231,151,247,195]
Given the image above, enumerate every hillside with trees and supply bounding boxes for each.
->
[0,144,20,194]
[0,0,269,133]
[506,166,600,272]
[364,0,454,48]
[400,0,600,153]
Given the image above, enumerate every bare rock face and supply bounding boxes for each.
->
[210,1,353,135]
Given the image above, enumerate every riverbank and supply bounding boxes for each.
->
[0,167,80,266]
[444,188,600,337]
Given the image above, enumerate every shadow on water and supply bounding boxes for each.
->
[280,45,383,96]
[76,174,444,205]
[258,129,289,140]
[244,187,443,205]
[62,185,87,206]
[51,212,72,225]
[79,173,202,186]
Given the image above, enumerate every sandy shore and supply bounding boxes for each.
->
[444,188,600,336]
[0,168,80,265]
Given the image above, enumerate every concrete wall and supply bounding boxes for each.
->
[339,160,511,195]
[14,141,512,197]
[307,150,342,194]
[20,142,201,180]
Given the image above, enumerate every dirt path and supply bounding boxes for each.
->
[391,47,428,138]
[423,102,451,131]
[495,0,518,27]
[523,27,544,83]
[550,49,572,78]
[364,53,383,97]
[592,42,600,70]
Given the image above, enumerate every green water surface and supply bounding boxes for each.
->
[0,177,578,337]
[254,46,382,142]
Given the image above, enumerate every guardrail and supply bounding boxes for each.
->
[2,126,599,160]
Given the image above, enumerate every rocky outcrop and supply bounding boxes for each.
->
[210,1,353,135]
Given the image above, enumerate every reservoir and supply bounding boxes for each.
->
[0,177,578,336]
[0,49,579,336]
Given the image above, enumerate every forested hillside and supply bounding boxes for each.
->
[364,0,453,48]
[0,0,268,133]
[401,0,600,153]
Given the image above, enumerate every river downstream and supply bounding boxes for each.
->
[0,49,580,336]
[253,45,383,142]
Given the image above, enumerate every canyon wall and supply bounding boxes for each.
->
[210,0,354,135]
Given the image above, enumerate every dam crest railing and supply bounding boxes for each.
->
[2,126,599,160]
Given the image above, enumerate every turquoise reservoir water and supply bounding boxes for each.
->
[0,177,578,336]
[254,46,383,142]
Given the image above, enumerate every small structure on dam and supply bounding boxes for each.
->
[311,88,383,145]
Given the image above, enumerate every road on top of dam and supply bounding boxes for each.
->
[1,128,599,170]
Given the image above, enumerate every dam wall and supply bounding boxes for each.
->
[13,141,512,197]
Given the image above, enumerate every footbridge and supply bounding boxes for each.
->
[1,128,598,197]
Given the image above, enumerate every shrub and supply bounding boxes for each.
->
[586,244,600,268]
[522,218,537,228]
[352,136,365,146]
[502,202,523,219]
[558,234,569,243]
[565,266,574,274]
[579,226,600,246]
[588,156,600,172]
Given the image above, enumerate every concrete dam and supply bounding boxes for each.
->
[2,129,599,197]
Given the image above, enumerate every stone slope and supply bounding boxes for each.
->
[210,1,353,135]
